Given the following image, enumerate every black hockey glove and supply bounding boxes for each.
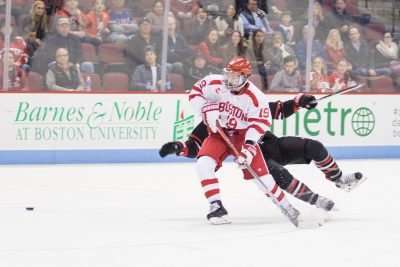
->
[159,141,183,157]
[294,93,317,110]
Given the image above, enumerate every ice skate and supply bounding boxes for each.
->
[207,200,231,225]
[159,141,183,157]
[315,195,337,211]
[280,204,300,227]
[336,172,367,192]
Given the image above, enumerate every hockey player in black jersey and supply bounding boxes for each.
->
[159,93,366,214]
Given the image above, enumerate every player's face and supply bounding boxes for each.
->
[224,70,246,92]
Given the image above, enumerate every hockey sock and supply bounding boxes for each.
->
[197,156,221,203]
[200,178,221,203]
[314,154,342,182]
[285,178,319,204]
[253,174,291,209]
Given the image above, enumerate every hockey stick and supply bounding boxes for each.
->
[311,83,364,104]
[216,124,302,227]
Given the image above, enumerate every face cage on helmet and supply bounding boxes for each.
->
[223,68,249,92]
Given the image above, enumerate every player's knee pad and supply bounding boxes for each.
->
[268,164,293,190]
[196,156,217,178]
[304,139,328,162]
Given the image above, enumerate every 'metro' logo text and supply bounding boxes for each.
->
[271,102,375,137]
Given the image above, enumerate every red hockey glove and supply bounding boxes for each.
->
[294,93,317,110]
[236,143,257,168]
[202,103,220,133]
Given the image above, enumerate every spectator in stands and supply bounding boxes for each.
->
[324,0,353,41]
[344,26,374,77]
[131,45,170,92]
[222,30,247,65]
[33,17,94,74]
[239,0,273,39]
[53,0,88,38]
[21,0,48,41]
[246,29,269,90]
[186,52,220,88]
[324,28,347,71]
[371,31,399,78]
[276,11,296,48]
[170,0,199,32]
[285,0,308,20]
[0,20,29,73]
[46,48,85,91]
[267,31,297,74]
[189,7,216,45]
[124,18,158,73]
[294,25,327,72]
[196,28,224,68]
[0,51,25,90]
[270,55,302,92]
[85,0,110,46]
[145,1,168,36]
[106,0,138,44]
[309,56,330,92]
[215,4,244,42]
[25,29,41,70]
[160,15,191,74]
[327,57,356,92]
[43,0,64,17]
[201,0,223,19]
[300,1,327,42]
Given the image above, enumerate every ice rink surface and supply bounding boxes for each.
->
[0,159,399,267]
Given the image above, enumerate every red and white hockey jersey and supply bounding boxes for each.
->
[189,74,272,143]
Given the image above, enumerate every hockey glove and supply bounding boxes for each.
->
[159,141,184,157]
[236,142,257,168]
[294,93,317,110]
[202,103,221,133]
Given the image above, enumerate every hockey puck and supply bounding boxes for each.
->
[25,207,34,211]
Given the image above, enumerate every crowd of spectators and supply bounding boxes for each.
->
[1,0,400,92]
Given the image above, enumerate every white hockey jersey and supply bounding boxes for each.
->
[189,74,272,143]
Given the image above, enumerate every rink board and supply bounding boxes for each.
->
[0,92,399,164]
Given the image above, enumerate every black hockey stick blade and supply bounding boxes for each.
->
[311,83,364,104]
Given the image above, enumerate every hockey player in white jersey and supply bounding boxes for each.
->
[189,57,301,225]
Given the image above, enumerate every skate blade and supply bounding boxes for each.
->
[344,175,368,192]
[209,215,231,225]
